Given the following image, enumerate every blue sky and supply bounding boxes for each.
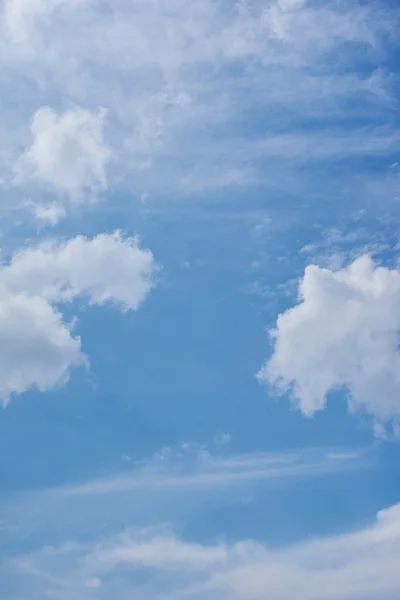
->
[1,1,400,598]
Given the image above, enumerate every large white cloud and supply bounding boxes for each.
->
[15,106,110,212]
[258,255,400,431]
[0,231,154,404]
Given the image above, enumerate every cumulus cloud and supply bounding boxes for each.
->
[0,287,83,405]
[1,230,154,310]
[15,106,110,211]
[0,231,154,404]
[5,502,400,599]
[258,255,400,431]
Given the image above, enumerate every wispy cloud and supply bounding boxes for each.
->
[0,444,365,550]
[3,497,399,600]
[62,443,363,497]
[0,0,398,206]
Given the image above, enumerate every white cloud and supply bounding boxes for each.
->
[0,445,364,581]
[255,128,399,160]
[258,255,400,431]
[15,106,110,207]
[0,287,83,405]
[62,445,359,499]
[5,502,400,600]
[87,531,228,573]
[0,0,397,199]
[209,503,400,600]
[29,201,67,225]
[0,231,154,404]
[0,444,361,569]
[1,230,154,310]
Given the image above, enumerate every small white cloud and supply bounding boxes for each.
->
[258,255,400,431]
[0,231,154,404]
[15,106,111,205]
[27,201,66,225]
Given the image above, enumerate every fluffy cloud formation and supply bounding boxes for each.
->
[258,255,400,430]
[0,231,154,404]
[1,230,154,310]
[5,502,400,599]
[0,288,83,404]
[15,106,110,212]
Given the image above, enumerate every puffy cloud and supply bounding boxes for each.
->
[0,287,83,405]
[15,106,110,211]
[1,230,154,310]
[0,231,154,404]
[258,255,400,431]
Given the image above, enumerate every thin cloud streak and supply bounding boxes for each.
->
[63,445,365,497]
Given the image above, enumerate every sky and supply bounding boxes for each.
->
[0,0,400,598]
